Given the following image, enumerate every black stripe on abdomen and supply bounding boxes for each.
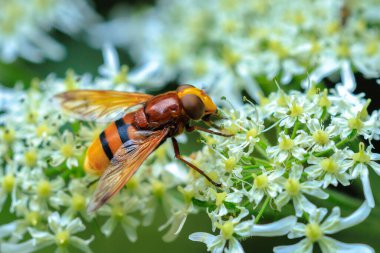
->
[115,118,130,144]
[99,131,113,160]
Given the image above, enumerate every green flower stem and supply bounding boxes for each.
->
[320,107,328,122]
[315,130,357,157]
[291,120,300,139]
[254,196,271,224]
[259,134,272,146]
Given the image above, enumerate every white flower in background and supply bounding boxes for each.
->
[0,0,98,62]
[190,209,297,253]
[89,0,380,102]
[346,142,380,207]
[27,212,93,253]
[273,202,374,253]
[97,195,142,242]
[50,130,84,169]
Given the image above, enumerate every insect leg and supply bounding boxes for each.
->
[186,125,233,137]
[171,137,221,187]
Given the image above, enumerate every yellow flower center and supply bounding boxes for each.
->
[221,221,234,240]
[3,128,15,143]
[277,94,288,106]
[269,40,288,58]
[223,20,237,33]
[285,178,300,196]
[246,128,258,141]
[37,180,52,198]
[152,181,166,198]
[224,157,237,173]
[290,101,304,117]
[321,158,338,173]
[2,174,15,192]
[279,136,294,151]
[319,89,331,107]
[305,222,323,242]
[166,47,180,64]
[337,43,350,58]
[60,144,74,158]
[326,21,339,34]
[222,47,240,66]
[348,115,363,130]
[26,111,38,124]
[194,60,207,75]
[126,177,139,190]
[56,230,70,246]
[71,194,86,211]
[24,150,38,167]
[26,212,40,226]
[216,192,227,206]
[36,124,49,137]
[113,65,129,84]
[366,41,378,56]
[352,142,370,164]
[112,205,125,220]
[313,130,329,145]
[254,174,268,189]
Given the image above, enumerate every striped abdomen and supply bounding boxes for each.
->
[84,114,133,175]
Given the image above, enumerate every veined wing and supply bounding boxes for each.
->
[54,90,153,122]
[87,128,169,212]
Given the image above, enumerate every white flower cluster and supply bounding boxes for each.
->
[0,0,97,62]
[186,85,380,252]
[1,47,379,252]
[90,0,380,104]
[0,47,189,252]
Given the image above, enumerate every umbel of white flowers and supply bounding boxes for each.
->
[90,0,380,104]
[1,46,379,252]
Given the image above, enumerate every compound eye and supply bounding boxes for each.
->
[181,94,205,120]
[177,84,195,92]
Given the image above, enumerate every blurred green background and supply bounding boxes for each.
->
[1,0,380,252]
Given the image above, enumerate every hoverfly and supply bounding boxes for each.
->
[55,85,232,212]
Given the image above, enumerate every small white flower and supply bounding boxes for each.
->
[27,212,93,253]
[346,142,380,207]
[97,195,142,242]
[305,151,351,188]
[245,167,284,206]
[190,209,297,253]
[274,202,374,253]
[267,134,306,162]
[50,130,83,169]
[275,164,329,217]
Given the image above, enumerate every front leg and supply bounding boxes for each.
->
[186,124,233,137]
[171,138,221,187]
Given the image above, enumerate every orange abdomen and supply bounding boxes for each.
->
[85,114,133,175]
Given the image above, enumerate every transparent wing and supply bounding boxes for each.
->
[54,90,153,122]
[87,128,169,212]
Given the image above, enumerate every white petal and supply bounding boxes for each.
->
[101,218,117,237]
[189,232,217,246]
[238,216,297,237]
[340,60,356,91]
[69,236,94,253]
[273,238,313,253]
[67,218,86,234]
[319,236,374,253]
[360,170,375,208]
[368,161,380,176]
[227,237,244,253]
[325,201,371,234]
